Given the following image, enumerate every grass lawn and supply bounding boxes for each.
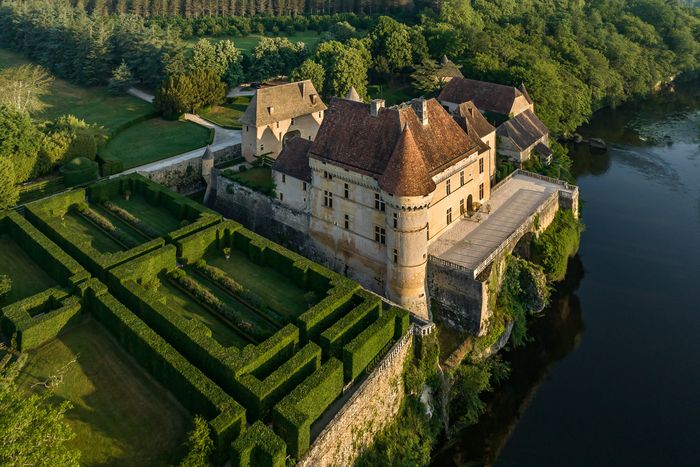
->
[368,82,416,106]
[184,32,321,54]
[205,250,310,320]
[158,275,251,349]
[17,319,190,466]
[187,271,279,338]
[0,48,154,133]
[223,166,275,194]
[199,95,252,129]
[109,194,183,236]
[61,210,125,255]
[99,119,212,170]
[0,235,57,306]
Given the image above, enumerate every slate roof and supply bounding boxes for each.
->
[453,101,495,139]
[308,98,482,196]
[439,78,529,116]
[240,80,327,127]
[272,137,312,182]
[496,110,549,151]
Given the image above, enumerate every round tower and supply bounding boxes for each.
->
[384,194,432,319]
[201,145,214,182]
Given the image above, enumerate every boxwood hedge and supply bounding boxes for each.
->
[342,307,410,382]
[318,290,382,359]
[272,358,344,459]
[231,421,286,467]
[0,288,82,351]
[85,279,245,461]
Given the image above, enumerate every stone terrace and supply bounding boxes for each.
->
[429,171,577,278]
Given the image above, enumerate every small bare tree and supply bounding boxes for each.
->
[0,64,53,114]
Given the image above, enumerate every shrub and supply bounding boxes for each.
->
[231,421,286,467]
[295,284,360,343]
[179,415,213,467]
[60,157,99,187]
[272,358,344,459]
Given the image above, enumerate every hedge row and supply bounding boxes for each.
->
[85,279,245,462]
[318,290,381,359]
[77,204,140,249]
[0,211,89,289]
[342,307,410,382]
[231,421,286,467]
[295,283,361,344]
[0,288,82,351]
[25,191,165,280]
[235,342,321,420]
[272,358,344,459]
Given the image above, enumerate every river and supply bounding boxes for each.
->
[433,82,700,466]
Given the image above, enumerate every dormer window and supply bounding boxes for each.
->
[311,94,317,104]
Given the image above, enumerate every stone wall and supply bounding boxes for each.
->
[297,329,414,467]
[140,144,241,194]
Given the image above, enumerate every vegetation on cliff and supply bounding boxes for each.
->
[533,210,584,282]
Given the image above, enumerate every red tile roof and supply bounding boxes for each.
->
[379,126,436,196]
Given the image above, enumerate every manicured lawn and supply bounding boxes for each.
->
[158,275,251,349]
[368,82,416,106]
[199,95,252,129]
[0,48,154,133]
[0,235,57,306]
[17,319,190,466]
[184,32,321,54]
[61,211,125,254]
[205,250,311,320]
[223,166,275,194]
[99,119,212,170]
[187,271,279,338]
[110,194,183,235]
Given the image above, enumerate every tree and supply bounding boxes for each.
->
[411,58,441,95]
[189,69,226,111]
[367,16,413,74]
[107,61,136,95]
[154,74,196,119]
[0,158,19,211]
[179,415,213,467]
[190,39,243,86]
[290,59,325,94]
[0,355,80,466]
[248,37,307,82]
[314,41,368,99]
[0,106,41,183]
[0,64,53,114]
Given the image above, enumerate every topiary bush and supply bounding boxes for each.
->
[60,157,99,187]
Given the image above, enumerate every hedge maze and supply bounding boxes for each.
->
[0,174,411,465]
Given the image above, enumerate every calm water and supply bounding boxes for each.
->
[434,82,700,466]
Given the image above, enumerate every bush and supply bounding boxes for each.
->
[533,209,583,281]
[179,415,213,467]
[60,157,99,187]
[272,358,344,459]
[231,421,286,467]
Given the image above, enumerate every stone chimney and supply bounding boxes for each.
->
[370,99,385,117]
[411,99,428,126]
[299,81,306,97]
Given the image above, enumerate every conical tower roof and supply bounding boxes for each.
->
[379,125,436,197]
[345,86,361,102]
[202,145,214,160]
[441,55,450,65]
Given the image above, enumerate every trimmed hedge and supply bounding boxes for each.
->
[0,211,89,289]
[318,290,381,359]
[342,307,410,382]
[272,358,344,459]
[0,288,82,351]
[235,342,321,420]
[231,421,286,467]
[85,279,245,462]
[295,283,361,344]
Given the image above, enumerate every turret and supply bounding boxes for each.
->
[201,145,214,181]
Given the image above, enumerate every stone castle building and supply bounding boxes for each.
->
[240,80,326,162]
[438,77,551,164]
[272,97,492,317]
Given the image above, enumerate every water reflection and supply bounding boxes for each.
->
[432,257,585,467]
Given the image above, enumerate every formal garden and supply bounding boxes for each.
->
[0,174,411,465]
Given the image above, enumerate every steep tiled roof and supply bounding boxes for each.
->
[309,98,481,186]
[272,137,312,182]
[240,80,327,127]
[379,126,436,196]
[496,110,549,150]
[439,78,528,116]
[453,101,495,139]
